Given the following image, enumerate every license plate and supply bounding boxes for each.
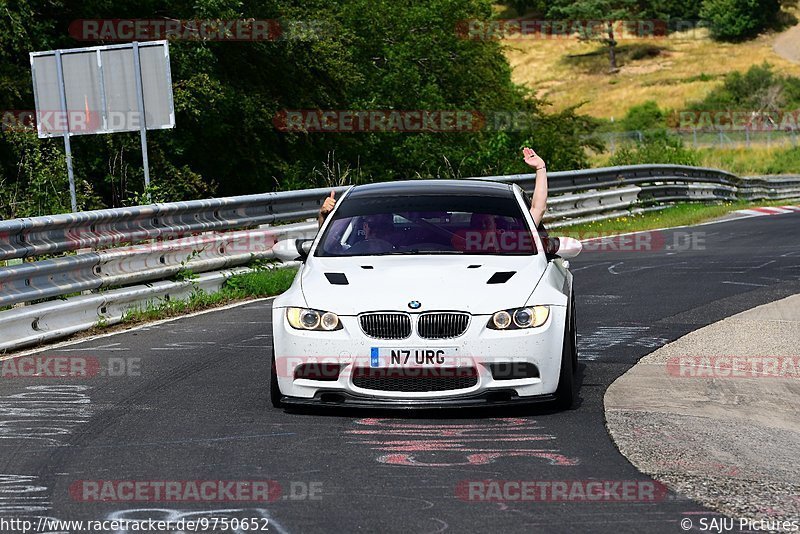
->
[370,347,459,368]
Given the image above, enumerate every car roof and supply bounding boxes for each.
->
[346,179,514,199]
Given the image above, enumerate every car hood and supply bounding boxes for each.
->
[300,254,546,315]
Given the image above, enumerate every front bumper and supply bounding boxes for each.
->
[271,306,567,405]
[280,389,557,409]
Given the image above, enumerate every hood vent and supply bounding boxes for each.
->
[487,271,516,284]
[324,272,349,285]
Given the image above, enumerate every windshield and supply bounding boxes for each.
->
[315,193,537,257]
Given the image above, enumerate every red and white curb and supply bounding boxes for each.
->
[733,205,800,216]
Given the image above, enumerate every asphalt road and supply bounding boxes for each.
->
[1,212,798,534]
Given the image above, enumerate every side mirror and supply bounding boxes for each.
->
[272,238,313,262]
[542,236,582,260]
[554,236,582,259]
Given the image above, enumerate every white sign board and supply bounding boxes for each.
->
[30,41,174,137]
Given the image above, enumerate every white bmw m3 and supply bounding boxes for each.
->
[270,179,581,410]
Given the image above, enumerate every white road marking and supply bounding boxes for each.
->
[748,260,777,270]
[733,205,800,217]
[570,261,615,272]
[0,385,93,446]
[150,341,217,352]
[54,343,129,353]
[577,326,667,361]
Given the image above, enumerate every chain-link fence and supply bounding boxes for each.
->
[599,129,800,152]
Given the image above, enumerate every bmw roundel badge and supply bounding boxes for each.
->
[408,300,421,310]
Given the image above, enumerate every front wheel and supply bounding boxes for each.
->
[553,298,578,410]
[270,348,283,408]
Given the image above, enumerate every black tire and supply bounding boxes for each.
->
[570,293,578,372]
[270,348,283,408]
[553,294,578,410]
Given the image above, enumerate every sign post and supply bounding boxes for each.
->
[131,41,151,192]
[53,49,78,212]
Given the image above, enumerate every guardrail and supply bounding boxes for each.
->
[1,164,799,353]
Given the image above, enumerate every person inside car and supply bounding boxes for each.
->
[470,212,498,232]
[361,214,393,240]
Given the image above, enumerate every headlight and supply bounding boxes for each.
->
[287,308,342,331]
[321,312,339,331]
[514,308,533,328]
[488,306,549,330]
[492,310,512,329]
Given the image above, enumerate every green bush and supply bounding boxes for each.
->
[225,268,298,298]
[700,0,780,41]
[688,63,800,111]
[620,101,666,131]
[0,130,103,218]
[609,131,700,166]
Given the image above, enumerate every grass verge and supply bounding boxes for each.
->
[590,145,800,175]
[697,146,800,175]
[118,267,297,326]
[557,199,799,237]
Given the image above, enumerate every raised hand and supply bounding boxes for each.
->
[522,147,546,170]
[318,190,337,226]
[321,190,336,217]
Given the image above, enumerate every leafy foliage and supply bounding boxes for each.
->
[609,130,700,166]
[0,130,103,218]
[688,63,800,112]
[639,0,703,20]
[620,100,666,131]
[700,0,781,41]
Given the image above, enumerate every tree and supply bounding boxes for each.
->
[547,0,641,72]
[641,0,703,21]
[497,0,547,16]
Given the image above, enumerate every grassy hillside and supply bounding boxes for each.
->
[504,27,800,120]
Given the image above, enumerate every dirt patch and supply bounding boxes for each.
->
[774,23,800,64]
